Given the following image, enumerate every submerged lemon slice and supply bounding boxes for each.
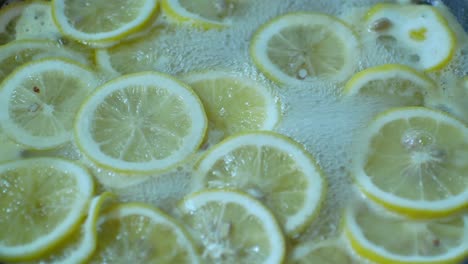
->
[74,72,207,174]
[0,58,97,150]
[343,64,437,105]
[161,0,240,29]
[250,12,359,85]
[194,131,326,236]
[291,238,359,264]
[352,107,468,218]
[365,3,456,71]
[89,202,199,263]
[177,189,285,264]
[0,158,94,261]
[344,200,468,264]
[184,71,280,143]
[52,0,159,45]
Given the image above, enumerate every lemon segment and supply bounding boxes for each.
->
[0,158,94,261]
[52,0,159,45]
[161,0,236,29]
[344,201,468,264]
[89,202,199,264]
[352,107,468,217]
[194,131,326,236]
[74,71,207,174]
[0,58,97,150]
[365,3,456,71]
[177,189,285,264]
[250,12,359,85]
[343,64,437,105]
[184,71,280,142]
[291,238,359,264]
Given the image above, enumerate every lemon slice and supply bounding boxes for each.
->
[0,1,27,44]
[21,193,115,264]
[74,72,207,174]
[250,12,359,85]
[184,71,280,143]
[14,1,62,41]
[352,107,468,218]
[88,202,199,263]
[177,189,285,263]
[365,3,456,71]
[0,127,23,163]
[161,0,239,29]
[95,26,166,76]
[343,64,437,105]
[0,58,97,150]
[0,39,89,82]
[344,200,468,264]
[0,158,94,261]
[51,0,159,45]
[291,238,359,264]
[194,131,325,236]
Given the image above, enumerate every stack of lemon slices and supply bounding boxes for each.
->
[0,0,466,263]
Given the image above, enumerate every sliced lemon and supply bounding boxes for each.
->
[250,12,359,85]
[0,127,23,163]
[21,192,115,264]
[0,39,89,82]
[14,1,62,41]
[291,238,360,264]
[51,0,159,45]
[343,64,437,105]
[94,26,167,76]
[365,3,456,71]
[161,0,242,29]
[352,107,468,218]
[0,1,27,44]
[0,58,97,150]
[194,131,325,236]
[88,202,199,263]
[183,70,280,143]
[344,200,468,264]
[74,71,207,174]
[0,158,94,261]
[177,189,285,263]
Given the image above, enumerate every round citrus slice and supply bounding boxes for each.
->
[344,200,468,264]
[74,71,207,174]
[0,127,23,163]
[88,202,199,263]
[14,1,62,41]
[21,192,115,264]
[0,58,97,150]
[250,12,359,85]
[352,107,468,218]
[177,189,285,264]
[51,0,159,45]
[161,0,240,29]
[365,3,456,71]
[0,158,94,261]
[184,71,280,143]
[0,1,27,44]
[291,238,360,264]
[0,39,89,82]
[343,64,437,105]
[194,131,325,236]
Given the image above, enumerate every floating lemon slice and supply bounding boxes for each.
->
[89,202,199,263]
[74,72,207,174]
[250,12,359,85]
[21,193,115,264]
[161,0,240,29]
[365,3,456,71]
[291,238,359,264]
[344,200,468,264]
[0,39,89,82]
[352,107,468,218]
[0,58,97,150]
[0,158,94,261]
[52,0,159,45]
[184,71,280,143]
[177,189,285,264]
[343,64,437,105]
[194,131,325,236]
